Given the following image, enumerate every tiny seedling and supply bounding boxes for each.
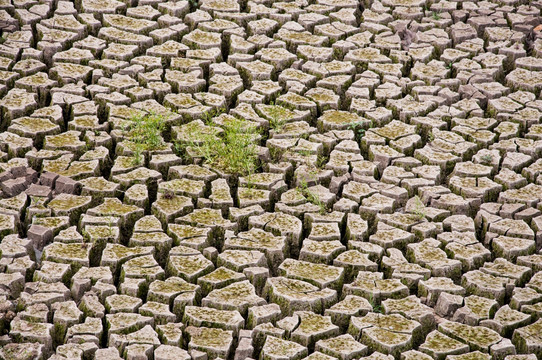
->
[348,120,373,143]
[316,155,328,169]
[80,228,90,249]
[297,149,313,158]
[296,178,327,215]
[480,154,493,165]
[30,196,45,208]
[412,195,427,221]
[368,293,383,313]
[107,216,114,237]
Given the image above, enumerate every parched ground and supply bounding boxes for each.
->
[1,0,542,360]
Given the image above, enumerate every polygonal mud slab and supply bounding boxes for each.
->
[264,277,337,316]
[348,312,422,358]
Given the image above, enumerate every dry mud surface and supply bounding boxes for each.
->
[1,0,542,359]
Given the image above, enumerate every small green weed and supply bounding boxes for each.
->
[412,195,427,220]
[296,178,327,215]
[183,117,260,176]
[125,111,168,165]
[80,228,90,249]
[266,103,291,133]
[348,120,373,142]
[316,155,327,169]
[480,154,493,165]
[30,196,45,208]
[107,216,115,237]
[201,106,226,125]
[368,293,383,313]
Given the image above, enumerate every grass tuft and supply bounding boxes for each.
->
[126,111,168,165]
[181,117,260,176]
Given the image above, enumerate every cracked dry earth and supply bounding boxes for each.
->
[3,1,542,360]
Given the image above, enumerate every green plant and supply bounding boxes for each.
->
[132,145,143,166]
[307,167,319,181]
[297,149,313,158]
[131,112,167,149]
[412,195,426,220]
[80,228,89,249]
[268,147,283,162]
[183,117,260,176]
[296,178,327,215]
[316,155,327,169]
[81,228,88,240]
[201,106,226,125]
[348,120,373,142]
[245,173,256,191]
[107,216,114,237]
[266,103,289,133]
[125,111,168,165]
[82,142,92,153]
[480,154,493,165]
[431,11,441,20]
[368,293,383,313]
[321,104,332,112]
[30,196,45,208]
